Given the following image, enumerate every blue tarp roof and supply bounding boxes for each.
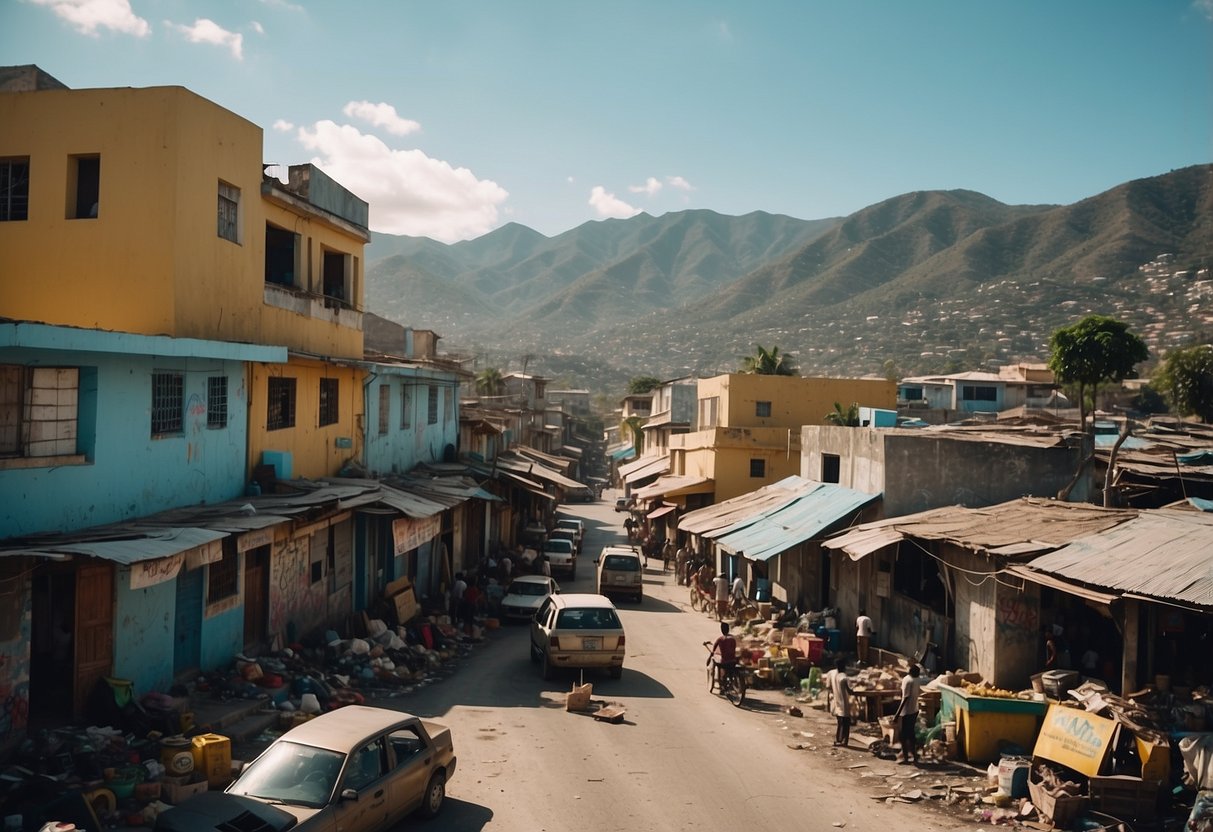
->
[709,479,881,562]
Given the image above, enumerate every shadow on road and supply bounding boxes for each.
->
[413,797,493,830]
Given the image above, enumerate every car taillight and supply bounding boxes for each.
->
[618,634,625,647]
[550,637,560,649]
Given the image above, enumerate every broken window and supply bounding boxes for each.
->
[319,377,339,426]
[151,371,184,437]
[265,223,299,286]
[218,180,240,242]
[67,155,100,219]
[267,376,296,431]
[0,158,30,222]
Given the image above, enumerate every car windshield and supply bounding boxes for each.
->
[509,581,550,597]
[545,540,573,553]
[603,555,639,571]
[556,607,621,630]
[229,741,345,808]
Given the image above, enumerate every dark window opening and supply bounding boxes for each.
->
[207,376,228,429]
[756,400,771,418]
[0,158,30,222]
[323,250,348,307]
[749,458,765,478]
[892,544,947,615]
[69,155,100,219]
[378,384,390,435]
[427,385,438,425]
[218,181,240,242]
[151,371,184,436]
[821,453,840,483]
[319,378,339,426]
[962,385,998,402]
[207,544,240,604]
[400,387,411,428]
[265,224,298,286]
[267,376,297,431]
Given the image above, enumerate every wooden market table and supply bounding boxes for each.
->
[850,688,901,723]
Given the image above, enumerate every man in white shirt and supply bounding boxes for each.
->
[896,663,923,764]
[731,575,745,606]
[855,609,874,664]
[824,657,852,747]
[714,573,729,620]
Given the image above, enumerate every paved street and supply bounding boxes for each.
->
[358,494,975,831]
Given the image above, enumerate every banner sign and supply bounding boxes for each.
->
[393,515,441,554]
[131,553,185,590]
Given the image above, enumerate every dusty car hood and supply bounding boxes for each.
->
[155,790,320,832]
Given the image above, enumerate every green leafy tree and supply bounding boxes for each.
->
[1047,315,1148,432]
[475,367,505,397]
[1154,344,1213,422]
[627,376,661,394]
[740,344,797,375]
[621,415,645,455]
[825,402,861,426]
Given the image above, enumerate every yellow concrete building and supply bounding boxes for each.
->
[670,373,896,502]
[0,77,371,479]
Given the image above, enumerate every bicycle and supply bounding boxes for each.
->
[703,642,747,706]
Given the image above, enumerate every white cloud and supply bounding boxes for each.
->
[628,177,663,196]
[1195,0,1213,20]
[292,120,508,242]
[342,101,421,137]
[666,175,693,191]
[30,0,150,37]
[259,0,305,12]
[166,18,244,60]
[588,186,640,219]
[250,20,265,35]
[272,119,295,132]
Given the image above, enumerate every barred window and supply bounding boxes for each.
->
[151,371,184,436]
[756,400,772,417]
[218,181,240,242]
[267,376,296,431]
[319,378,339,426]
[0,158,30,222]
[400,387,411,428]
[749,458,766,478]
[207,376,228,429]
[378,384,390,435]
[207,544,239,605]
[427,385,438,425]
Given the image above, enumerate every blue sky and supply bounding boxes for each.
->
[5,1,1211,242]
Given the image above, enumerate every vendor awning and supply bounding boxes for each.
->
[0,526,227,565]
[1014,508,1213,611]
[376,483,448,519]
[714,484,880,562]
[647,504,678,520]
[497,470,557,502]
[680,476,816,536]
[623,455,670,485]
[632,475,714,501]
[1004,565,1120,605]
[496,454,584,489]
[608,444,635,461]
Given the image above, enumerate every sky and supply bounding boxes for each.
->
[4,0,1211,243]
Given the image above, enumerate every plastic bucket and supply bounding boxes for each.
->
[998,755,1030,799]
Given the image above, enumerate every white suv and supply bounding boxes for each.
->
[530,593,625,680]
[595,545,643,602]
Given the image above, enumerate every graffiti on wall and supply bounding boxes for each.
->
[996,595,1039,645]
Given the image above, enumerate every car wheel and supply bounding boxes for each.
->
[541,650,554,680]
[609,665,623,679]
[417,770,446,818]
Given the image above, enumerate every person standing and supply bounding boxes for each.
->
[450,572,467,620]
[896,663,923,764]
[731,573,746,607]
[825,657,852,747]
[714,572,729,620]
[856,609,874,665]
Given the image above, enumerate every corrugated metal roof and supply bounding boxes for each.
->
[1,526,226,564]
[376,484,448,519]
[714,483,880,562]
[618,454,660,477]
[679,476,818,536]
[1016,508,1213,610]
[496,454,585,489]
[821,498,1138,561]
[623,456,669,484]
[647,504,678,520]
[631,475,714,500]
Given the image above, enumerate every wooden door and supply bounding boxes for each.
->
[73,561,114,719]
[243,546,269,650]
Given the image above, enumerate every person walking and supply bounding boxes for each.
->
[856,609,875,665]
[714,572,729,620]
[825,657,852,747]
[896,663,923,764]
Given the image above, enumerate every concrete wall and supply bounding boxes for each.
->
[113,567,175,695]
[1,347,251,537]
[363,373,459,475]
[698,374,897,430]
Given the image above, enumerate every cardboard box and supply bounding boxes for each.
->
[1136,735,1170,782]
[1089,774,1162,823]
[163,778,208,805]
[1028,764,1087,828]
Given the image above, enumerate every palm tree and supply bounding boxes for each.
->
[825,401,860,426]
[740,344,797,376]
[475,367,505,397]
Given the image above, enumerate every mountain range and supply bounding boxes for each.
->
[365,164,1213,396]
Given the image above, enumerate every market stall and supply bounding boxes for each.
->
[937,682,1048,764]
